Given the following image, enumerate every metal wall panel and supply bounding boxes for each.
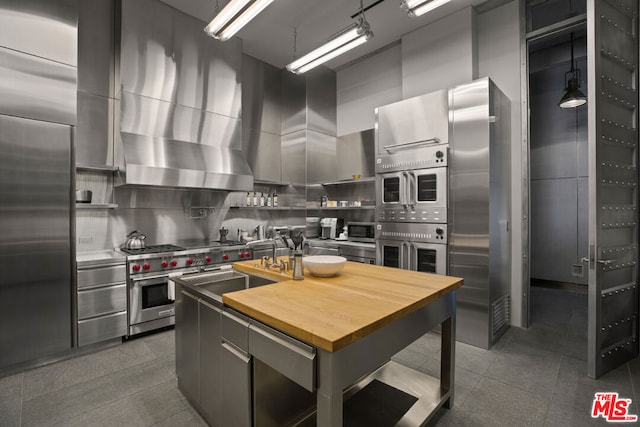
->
[306,130,337,185]
[76,92,114,167]
[281,72,307,135]
[336,129,375,181]
[281,130,306,188]
[119,0,242,118]
[0,0,78,66]
[242,54,282,135]
[77,0,115,97]
[243,129,281,184]
[0,115,72,368]
[0,47,76,125]
[306,67,337,136]
[530,178,579,282]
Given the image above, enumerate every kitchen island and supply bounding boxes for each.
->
[226,259,463,426]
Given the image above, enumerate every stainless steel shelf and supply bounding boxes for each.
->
[229,206,306,211]
[307,206,375,210]
[76,203,118,209]
[76,164,119,173]
[321,177,375,185]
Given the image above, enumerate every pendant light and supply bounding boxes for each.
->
[286,1,373,75]
[204,0,274,41]
[558,32,587,109]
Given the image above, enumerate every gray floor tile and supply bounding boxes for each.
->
[484,341,562,397]
[392,347,430,370]
[506,322,568,355]
[143,330,175,359]
[405,331,442,356]
[152,406,208,427]
[456,377,549,427]
[0,373,23,427]
[62,379,188,427]
[561,333,587,361]
[21,359,174,427]
[432,341,497,376]
[428,405,476,426]
[418,359,482,408]
[551,355,635,414]
[22,339,156,400]
[544,400,632,427]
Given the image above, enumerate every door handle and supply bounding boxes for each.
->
[408,171,416,209]
[402,242,410,270]
[597,259,614,265]
[580,257,589,263]
[401,172,409,208]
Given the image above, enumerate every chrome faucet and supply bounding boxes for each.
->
[244,238,285,272]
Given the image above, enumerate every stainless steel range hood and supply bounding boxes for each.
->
[119,132,253,190]
[114,0,253,191]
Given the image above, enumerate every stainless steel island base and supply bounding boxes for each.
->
[316,292,456,427]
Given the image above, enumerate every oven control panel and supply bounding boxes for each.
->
[128,247,253,275]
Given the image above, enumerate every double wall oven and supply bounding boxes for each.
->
[122,243,252,336]
[375,89,450,275]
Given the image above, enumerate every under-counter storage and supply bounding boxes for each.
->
[76,260,127,346]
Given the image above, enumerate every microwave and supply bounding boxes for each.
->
[347,222,375,243]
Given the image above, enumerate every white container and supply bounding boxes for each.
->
[302,255,346,277]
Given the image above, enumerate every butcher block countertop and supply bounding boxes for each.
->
[225,259,463,352]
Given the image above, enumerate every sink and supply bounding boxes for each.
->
[175,269,277,301]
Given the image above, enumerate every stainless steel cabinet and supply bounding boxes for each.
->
[199,299,222,424]
[76,263,127,347]
[176,289,200,404]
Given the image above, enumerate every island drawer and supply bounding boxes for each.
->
[77,283,127,320]
[249,323,316,392]
[78,311,127,346]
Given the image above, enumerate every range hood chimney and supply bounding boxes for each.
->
[114,0,253,191]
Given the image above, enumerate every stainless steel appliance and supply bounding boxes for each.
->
[376,223,447,274]
[123,242,252,336]
[376,146,448,224]
[374,78,512,349]
[320,218,344,240]
[346,222,375,243]
[339,244,376,264]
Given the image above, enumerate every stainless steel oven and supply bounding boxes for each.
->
[375,145,448,223]
[129,274,179,334]
[375,223,447,275]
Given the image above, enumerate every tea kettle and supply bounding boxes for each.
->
[124,230,146,249]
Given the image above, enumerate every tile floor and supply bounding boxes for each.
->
[0,286,638,426]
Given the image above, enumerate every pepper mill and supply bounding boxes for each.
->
[292,251,304,281]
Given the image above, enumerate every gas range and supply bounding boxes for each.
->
[123,241,252,336]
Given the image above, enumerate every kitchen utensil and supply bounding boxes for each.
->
[302,255,346,277]
[292,251,304,280]
[291,232,304,250]
[75,190,92,203]
[124,230,146,249]
[255,225,265,240]
[219,227,229,242]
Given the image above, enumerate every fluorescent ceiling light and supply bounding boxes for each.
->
[402,0,452,16]
[287,18,373,74]
[204,0,274,41]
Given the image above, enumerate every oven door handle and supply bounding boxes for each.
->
[401,172,409,208]
[402,242,410,270]
[408,171,416,209]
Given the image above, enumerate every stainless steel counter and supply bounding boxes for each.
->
[76,250,126,268]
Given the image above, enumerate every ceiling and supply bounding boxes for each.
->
[159,0,490,70]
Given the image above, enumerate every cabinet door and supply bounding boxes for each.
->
[176,290,199,405]
[220,341,251,427]
[199,300,221,425]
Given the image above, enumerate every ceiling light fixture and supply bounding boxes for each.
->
[401,0,452,16]
[286,8,373,74]
[558,32,587,109]
[204,0,274,41]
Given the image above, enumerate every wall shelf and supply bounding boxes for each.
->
[76,164,119,173]
[76,203,118,209]
[229,206,306,211]
[321,177,375,185]
[307,206,375,210]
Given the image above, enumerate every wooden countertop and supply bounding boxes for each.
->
[225,259,463,352]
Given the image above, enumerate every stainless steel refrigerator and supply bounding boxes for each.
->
[0,114,73,369]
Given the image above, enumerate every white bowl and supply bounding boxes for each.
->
[302,255,347,277]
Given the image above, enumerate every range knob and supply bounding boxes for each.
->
[205,256,212,263]
[239,252,245,259]
[170,260,177,267]
[186,259,194,265]
[436,150,444,159]
[223,254,229,261]
[244,251,251,258]
[132,264,141,272]
[143,263,151,270]
[436,227,444,236]
[161,261,169,268]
